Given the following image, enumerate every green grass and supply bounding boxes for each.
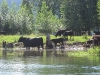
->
[68,35,92,43]
[0,35,20,43]
[0,34,94,57]
[0,34,92,44]
[68,47,100,57]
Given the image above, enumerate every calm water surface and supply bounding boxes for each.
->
[0,52,100,75]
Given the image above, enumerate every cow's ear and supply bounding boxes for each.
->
[20,36,23,38]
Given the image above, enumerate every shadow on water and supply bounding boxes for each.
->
[1,48,100,75]
[22,48,68,57]
[23,50,43,57]
[46,49,67,57]
[2,48,68,58]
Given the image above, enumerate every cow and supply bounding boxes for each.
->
[46,41,54,49]
[50,38,64,47]
[87,39,93,45]
[81,31,86,35]
[86,35,100,46]
[2,41,14,53]
[87,39,98,46]
[0,31,6,35]
[62,30,74,40]
[92,35,100,46]
[55,29,74,40]
[55,30,66,37]
[6,42,14,53]
[2,41,13,48]
[18,36,44,50]
[94,31,100,35]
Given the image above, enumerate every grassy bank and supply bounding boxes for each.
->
[0,34,92,48]
[68,47,100,57]
[0,34,92,43]
[0,34,95,57]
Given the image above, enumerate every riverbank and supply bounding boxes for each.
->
[0,34,92,44]
[0,47,100,58]
[0,34,97,57]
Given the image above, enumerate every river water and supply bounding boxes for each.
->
[0,50,100,75]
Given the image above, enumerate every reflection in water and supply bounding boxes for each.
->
[0,50,100,75]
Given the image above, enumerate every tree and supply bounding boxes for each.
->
[8,2,19,34]
[97,0,100,30]
[17,5,33,34]
[32,0,63,18]
[44,0,62,18]
[35,1,64,34]
[0,0,9,32]
[21,0,33,14]
[79,0,99,31]
[61,0,99,33]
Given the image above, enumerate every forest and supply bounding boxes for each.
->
[0,0,100,35]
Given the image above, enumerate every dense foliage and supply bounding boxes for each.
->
[0,0,100,35]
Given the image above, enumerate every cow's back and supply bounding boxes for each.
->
[30,37,43,48]
[63,31,73,36]
[55,30,66,37]
[94,31,100,35]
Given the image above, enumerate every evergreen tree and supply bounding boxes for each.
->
[8,2,18,34]
[17,5,33,34]
[21,0,33,14]
[61,0,99,33]
[0,0,9,32]
[35,1,64,34]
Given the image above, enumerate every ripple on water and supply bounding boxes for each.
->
[0,56,100,75]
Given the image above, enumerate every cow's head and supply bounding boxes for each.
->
[86,39,93,44]
[18,36,26,42]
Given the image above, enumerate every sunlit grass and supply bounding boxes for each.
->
[0,34,94,57]
[87,47,100,56]
[67,35,92,44]
[0,34,92,43]
[68,47,100,57]
[68,51,88,57]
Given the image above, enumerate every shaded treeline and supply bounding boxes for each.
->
[0,0,100,35]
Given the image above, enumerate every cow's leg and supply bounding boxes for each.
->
[61,41,65,49]
[70,35,74,41]
[66,36,68,41]
[41,44,44,49]
[26,47,30,51]
[37,46,40,50]
[54,43,57,48]
[72,34,74,41]
[62,41,64,46]
[70,36,71,41]
[73,35,74,41]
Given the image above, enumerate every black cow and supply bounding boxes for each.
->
[2,41,14,53]
[87,39,93,45]
[81,31,86,35]
[0,31,6,35]
[50,38,64,47]
[55,30,66,37]
[6,43,14,48]
[18,36,44,50]
[62,30,74,40]
[94,31,100,35]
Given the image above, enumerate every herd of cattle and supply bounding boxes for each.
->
[17,30,75,50]
[2,30,100,51]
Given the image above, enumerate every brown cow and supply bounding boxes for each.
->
[92,35,100,46]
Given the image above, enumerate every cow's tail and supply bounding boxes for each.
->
[41,37,44,49]
[55,34,57,37]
